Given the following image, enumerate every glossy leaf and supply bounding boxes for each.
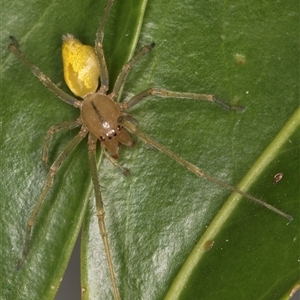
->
[1,0,299,300]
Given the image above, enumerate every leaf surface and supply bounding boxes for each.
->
[1,0,299,299]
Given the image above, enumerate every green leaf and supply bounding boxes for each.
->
[1,0,299,300]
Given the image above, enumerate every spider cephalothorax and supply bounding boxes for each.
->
[80,92,134,158]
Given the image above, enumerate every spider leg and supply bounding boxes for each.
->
[101,144,130,175]
[95,0,114,44]
[120,117,293,221]
[112,43,155,99]
[94,0,115,93]
[121,88,245,111]
[17,127,87,269]
[8,36,81,108]
[42,120,81,170]
[88,133,120,300]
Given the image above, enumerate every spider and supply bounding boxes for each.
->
[9,0,292,299]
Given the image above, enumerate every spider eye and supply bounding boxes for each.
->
[62,34,100,98]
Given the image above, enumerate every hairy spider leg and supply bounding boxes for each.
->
[17,126,88,269]
[94,0,115,92]
[101,144,130,175]
[8,36,81,109]
[96,0,114,44]
[112,43,156,99]
[109,42,244,111]
[42,120,81,169]
[122,87,244,111]
[87,133,120,300]
[120,118,293,221]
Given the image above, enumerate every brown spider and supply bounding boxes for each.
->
[9,0,292,299]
